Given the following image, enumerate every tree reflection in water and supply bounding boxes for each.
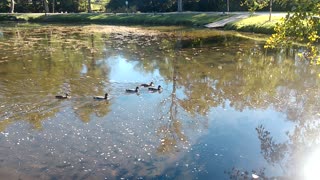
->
[156,54,188,154]
[0,24,320,179]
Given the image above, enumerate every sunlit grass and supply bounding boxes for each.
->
[0,13,231,27]
[142,25,270,41]
[225,15,283,34]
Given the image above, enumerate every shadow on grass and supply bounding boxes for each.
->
[0,13,232,27]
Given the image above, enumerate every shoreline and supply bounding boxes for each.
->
[0,12,281,35]
[0,13,231,26]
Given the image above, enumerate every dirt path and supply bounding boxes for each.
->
[204,14,249,28]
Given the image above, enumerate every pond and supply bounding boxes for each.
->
[0,23,319,179]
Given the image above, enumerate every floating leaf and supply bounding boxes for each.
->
[252,173,259,179]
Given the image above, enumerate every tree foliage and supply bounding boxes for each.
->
[0,0,9,12]
[106,0,240,13]
[265,0,320,62]
[0,0,296,13]
[0,0,293,13]
[241,0,269,12]
[105,0,177,13]
[241,0,284,21]
[0,0,110,13]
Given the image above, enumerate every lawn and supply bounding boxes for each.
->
[0,13,232,27]
[225,15,283,34]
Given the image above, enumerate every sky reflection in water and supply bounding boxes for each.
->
[0,24,319,179]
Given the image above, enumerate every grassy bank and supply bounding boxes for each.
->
[225,15,283,34]
[0,13,231,27]
[0,13,287,35]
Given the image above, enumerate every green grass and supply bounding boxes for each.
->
[0,13,287,35]
[0,13,42,21]
[0,13,231,27]
[225,15,283,34]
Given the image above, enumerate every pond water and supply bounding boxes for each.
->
[0,23,320,179]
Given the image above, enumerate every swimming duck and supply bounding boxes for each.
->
[141,82,154,87]
[126,86,139,93]
[148,85,162,92]
[93,93,109,100]
[55,93,70,99]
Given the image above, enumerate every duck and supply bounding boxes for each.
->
[55,93,70,99]
[126,86,139,93]
[148,85,162,92]
[141,82,154,87]
[93,93,109,100]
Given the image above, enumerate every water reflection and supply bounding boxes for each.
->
[0,23,319,179]
[304,146,320,180]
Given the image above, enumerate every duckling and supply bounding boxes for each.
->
[148,85,162,92]
[55,93,70,99]
[141,82,154,87]
[126,86,139,93]
[93,93,109,100]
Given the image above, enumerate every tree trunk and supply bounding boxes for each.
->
[151,0,155,13]
[88,0,92,13]
[177,0,182,12]
[44,0,49,15]
[10,0,15,13]
[226,0,229,12]
[52,0,55,13]
[269,0,273,21]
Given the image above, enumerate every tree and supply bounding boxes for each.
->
[265,0,320,62]
[177,0,182,12]
[88,0,92,12]
[10,0,15,13]
[242,0,274,21]
[268,0,272,21]
[0,1,9,12]
[44,0,49,14]
[226,0,229,12]
[52,0,55,13]
[242,0,268,12]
